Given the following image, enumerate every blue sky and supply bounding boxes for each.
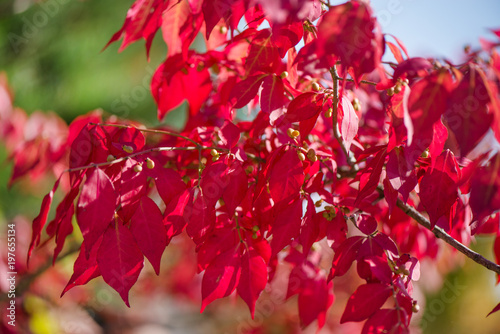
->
[366,0,500,62]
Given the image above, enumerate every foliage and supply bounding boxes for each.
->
[2,0,500,333]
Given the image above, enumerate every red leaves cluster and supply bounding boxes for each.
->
[4,0,500,332]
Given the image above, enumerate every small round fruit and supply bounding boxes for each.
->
[324,107,333,118]
[297,152,306,161]
[311,82,320,91]
[133,164,143,173]
[210,149,219,157]
[292,130,300,138]
[107,154,115,163]
[412,303,420,313]
[307,148,317,162]
[146,158,155,169]
[394,83,402,94]
[352,98,361,111]
[387,87,395,96]
[280,71,289,79]
[123,145,134,153]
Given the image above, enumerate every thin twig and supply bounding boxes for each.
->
[396,199,500,275]
[90,122,199,146]
[329,66,357,167]
[64,146,204,173]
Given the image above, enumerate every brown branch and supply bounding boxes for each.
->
[396,199,500,275]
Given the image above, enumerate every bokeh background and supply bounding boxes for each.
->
[1,0,500,333]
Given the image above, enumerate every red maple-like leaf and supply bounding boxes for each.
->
[97,222,144,307]
[340,283,393,323]
[470,154,500,222]
[62,239,102,297]
[317,1,384,84]
[105,0,168,58]
[443,65,494,157]
[419,150,459,228]
[77,168,118,258]
[151,55,212,120]
[130,196,168,275]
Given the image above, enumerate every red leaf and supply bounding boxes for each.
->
[221,160,248,213]
[340,283,393,323]
[261,75,286,114]
[428,120,448,166]
[69,124,109,168]
[230,74,267,109]
[393,57,432,82]
[317,1,384,83]
[219,120,241,148]
[443,66,494,157]
[200,160,230,207]
[386,148,417,203]
[119,158,149,221]
[151,56,212,120]
[355,148,387,206]
[52,204,74,265]
[77,168,118,258]
[299,198,319,252]
[245,30,281,74]
[268,148,304,208]
[130,196,168,275]
[364,256,393,284]
[286,258,334,328]
[62,239,102,297]
[271,21,303,58]
[202,0,246,39]
[97,223,144,307]
[154,168,187,205]
[108,126,145,158]
[362,308,409,334]
[162,1,203,58]
[298,272,333,328]
[339,96,359,153]
[470,154,500,222]
[28,177,60,261]
[184,189,216,245]
[237,247,268,318]
[284,92,323,122]
[419,150,459,227]
[201,247,241,312]
[386,41,404,64]
[163,190,191,239]
[357,215,377,235]
[406,70,454,165]
[104,0,166,58]
[487,302,500,317]
[330,236,364,279]
[270,198,303,256]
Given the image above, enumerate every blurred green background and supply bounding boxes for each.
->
[1,1,500,333]
[0,0,165,124]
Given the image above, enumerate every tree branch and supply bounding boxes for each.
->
[329,66,357,168]
[396,198,500,275]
